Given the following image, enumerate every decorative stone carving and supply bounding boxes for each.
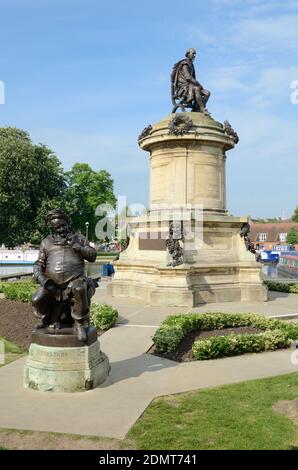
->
[138,125,152,144]
[165,221,184,267]
[168,114,194,136]
[240,223,256,254]
[223,120,239,144]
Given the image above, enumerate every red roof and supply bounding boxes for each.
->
[249,220,298,243]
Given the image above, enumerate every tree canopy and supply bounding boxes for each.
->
[0,127,66,247]
[66,163,117,241]
[291,206,298,223]
[286,228,298,245]
[0,128,116,246]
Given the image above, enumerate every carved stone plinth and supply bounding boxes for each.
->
[24,328,110,392]
[109,113,267,307]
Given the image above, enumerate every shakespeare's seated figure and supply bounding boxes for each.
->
[32,209,97,341]
[171,48,210,113]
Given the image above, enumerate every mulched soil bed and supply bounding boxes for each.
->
[0,298,105,350]
[0,298,35,350]
[149,326,264,362]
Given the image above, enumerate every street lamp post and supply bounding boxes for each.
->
[85,221,90,240]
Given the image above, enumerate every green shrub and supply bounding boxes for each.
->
[152,312,298,359]
[192,329,292,360]
[0,281,36,303]
[152,325,185,353]
[90,303,118,330]
[265,281,298,294]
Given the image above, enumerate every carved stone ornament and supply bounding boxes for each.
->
[138,124,153,144]
[165,221,184,267]
[223,120,239,144]
[168,114,194,136]
[240,222,256,254]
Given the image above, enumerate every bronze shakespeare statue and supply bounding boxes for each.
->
[171,48,210,113]
[32,209,97,341]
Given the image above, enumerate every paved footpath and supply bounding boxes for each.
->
[0,285,297,439]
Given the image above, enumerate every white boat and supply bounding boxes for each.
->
[0,250,39,265]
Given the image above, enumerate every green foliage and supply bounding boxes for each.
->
[192,330,292,360]
[0,336,23,354]
[0,129,117,247]
[286,227,298,245]
[66,163,117,241]
[0,127,67,247]
[90,303,118,330]
[152,325,185,353]
[265,281,298,294]
[152,312,298,358]
[291,206,298,223]
[0,281,36,303]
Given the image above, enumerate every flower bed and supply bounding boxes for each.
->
[152,313,298,360]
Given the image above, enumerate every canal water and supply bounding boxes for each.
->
[0,265,34,276]
[0,262,104,277]
[262,264,298,280]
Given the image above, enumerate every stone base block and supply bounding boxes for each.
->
[24,341,110,393]
[108,265,268,307]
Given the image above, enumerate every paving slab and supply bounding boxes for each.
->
[0,329,297,439]
[0,287,297,439]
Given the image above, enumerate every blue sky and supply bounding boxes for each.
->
[0,0,297,218]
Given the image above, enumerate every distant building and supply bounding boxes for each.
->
[249,220,298,251]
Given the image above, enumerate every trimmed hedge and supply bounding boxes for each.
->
[192,330,291,360]
[90,303,118,330]
[264,281,298,294]
[0,281,36,303]
[152,312,298,360]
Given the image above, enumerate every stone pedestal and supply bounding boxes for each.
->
[109,113,267,307]
[24,327,110,392]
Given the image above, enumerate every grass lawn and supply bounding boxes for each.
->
[0,373,297,450]
[128,373,298,450]
[0,336,24,367]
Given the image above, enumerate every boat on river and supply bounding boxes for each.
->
[0,250,39,265]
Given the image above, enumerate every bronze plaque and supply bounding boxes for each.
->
[139,232,166,251]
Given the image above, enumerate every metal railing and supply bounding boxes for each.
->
[0,272,33,282]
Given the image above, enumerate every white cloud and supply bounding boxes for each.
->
[207,65,250,93]
[156,19,216,47]
[184,26,217,46]
[233,14,298,50]
[248,66,298,109]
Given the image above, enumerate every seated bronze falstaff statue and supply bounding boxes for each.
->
[32,209,97,341]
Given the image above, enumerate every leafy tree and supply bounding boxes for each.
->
[286,228,298,245]
[292,206,298,223]
[0,127,66,247]
[66,163,116,241]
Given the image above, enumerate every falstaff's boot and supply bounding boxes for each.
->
[73,320,88,342]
